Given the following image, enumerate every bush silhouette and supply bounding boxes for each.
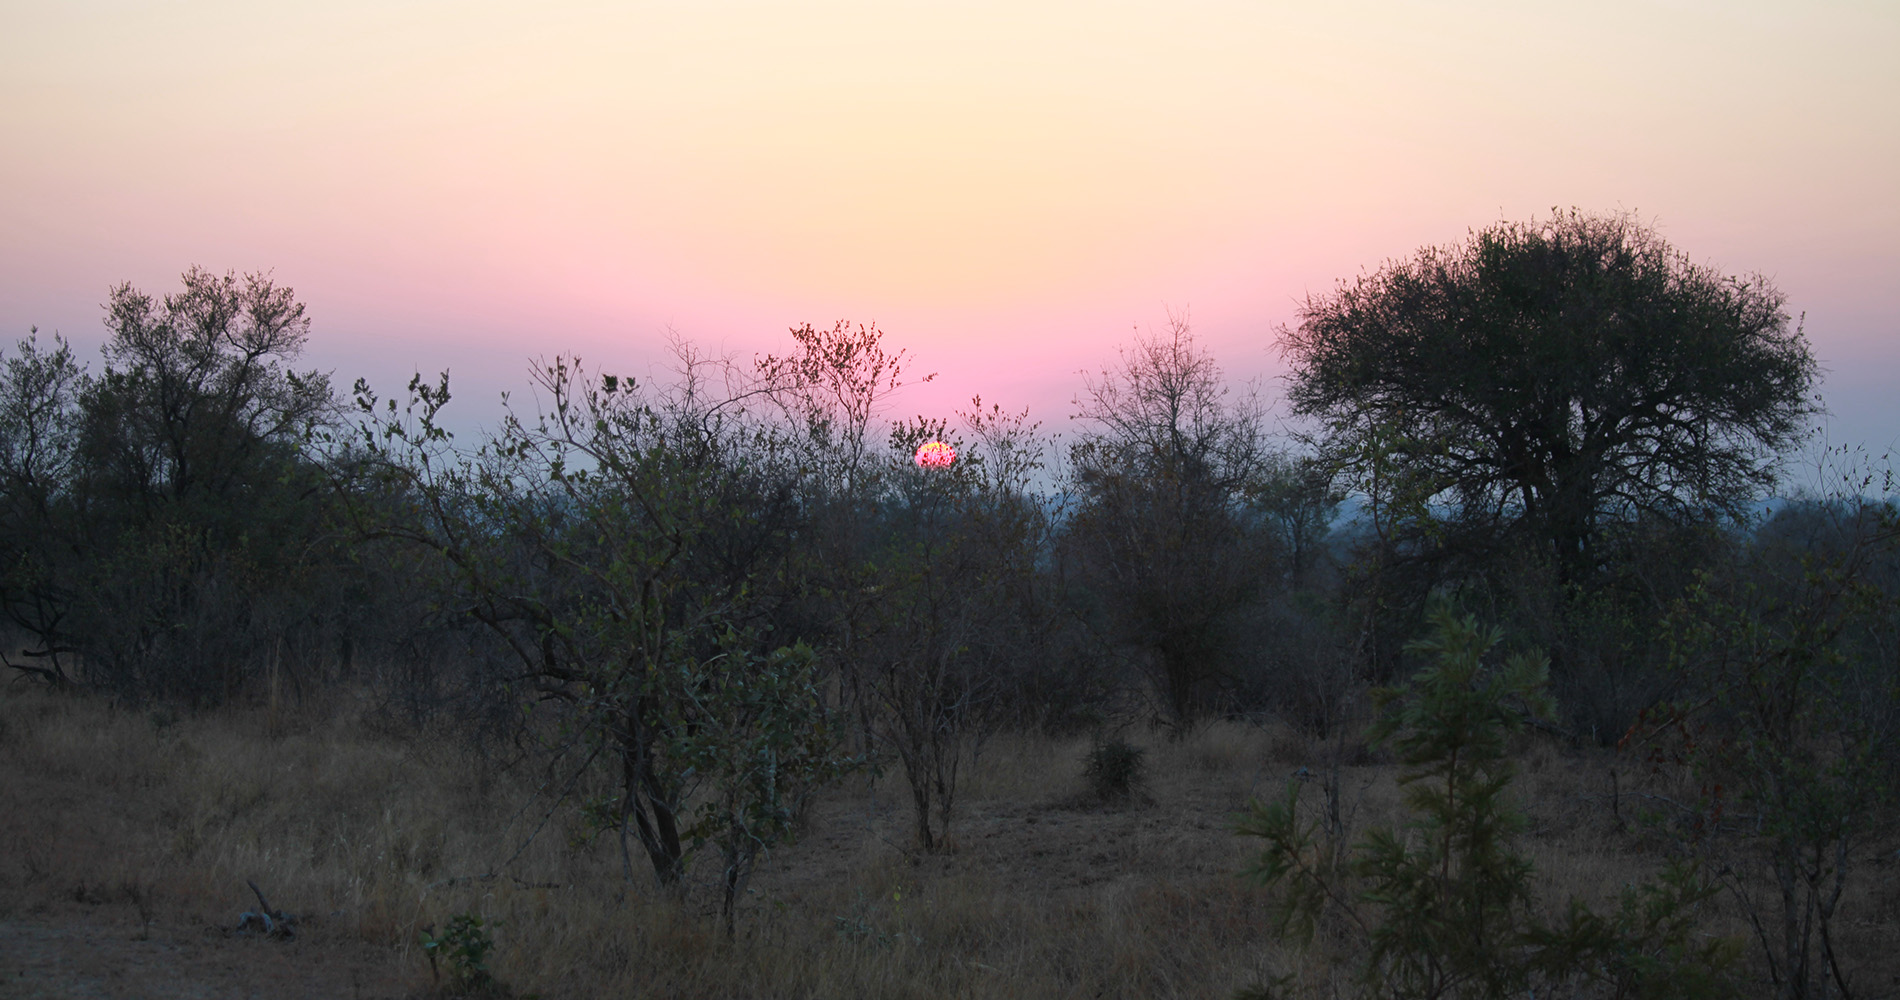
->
[1083,734,1148,802]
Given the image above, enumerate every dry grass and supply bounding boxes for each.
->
[2,687,1895,998]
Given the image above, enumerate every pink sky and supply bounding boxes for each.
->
[4,1,1896,468]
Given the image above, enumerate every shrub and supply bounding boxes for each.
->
[1236,606,1735,1000]
[1083,734,1148,801]
[421,913,499,994]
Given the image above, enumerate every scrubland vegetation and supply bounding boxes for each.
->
[3,211,1896,998]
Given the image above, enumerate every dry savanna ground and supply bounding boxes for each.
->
[2,681,1896,999]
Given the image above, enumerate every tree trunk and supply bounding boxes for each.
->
[1774,844,1811,1000]
[622,742,684,884]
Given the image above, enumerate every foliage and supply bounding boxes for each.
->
[0,268,345,703]
[1463,516,1726,743]
[849,401,1054,850]
[756,319,934,498]
[753,317,1057,852]
[353,351,852,900]
[1248,451,1345,586]
[1064,315,1283,725]
[421,912,499,993]
[0,329,85,686]
[86,266,334,505]
[1644,478,1900,1000]
[672,636,854,936]
[0,330,83,514]
[1082,734,1147,802]
[1283,209,1818,584]
[1237,606,1735,1000]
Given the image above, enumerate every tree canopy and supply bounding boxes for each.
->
[1282,210,1818,581]
[0,268,342,701]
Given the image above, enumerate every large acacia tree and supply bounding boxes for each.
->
[1282,210,1818,582]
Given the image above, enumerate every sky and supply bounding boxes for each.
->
[3,0,1897,471]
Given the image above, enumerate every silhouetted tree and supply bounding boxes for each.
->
[353,351,851,895]
[1064,316,1279,725]
[1283,210,1818,585]
[859,403,1054,849]
[1,268,341,702]
[0,330,85,685]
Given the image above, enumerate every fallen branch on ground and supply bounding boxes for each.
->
[234,879,298,939]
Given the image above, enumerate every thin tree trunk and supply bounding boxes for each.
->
[1774,845,1810,1000]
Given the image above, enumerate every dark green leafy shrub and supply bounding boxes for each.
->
[421,913,498,994]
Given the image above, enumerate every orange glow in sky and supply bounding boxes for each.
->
[3,1,1896,453]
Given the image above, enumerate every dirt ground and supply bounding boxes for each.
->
[0,753,1264,1000]
[4,684,1896,999]
[0,692,1285,999]
[0,915,407,1000]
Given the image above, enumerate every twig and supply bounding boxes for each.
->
[1714,864,1781,991]
[500,741,603,872]
[4,655,69,687]
[247,879,274,914]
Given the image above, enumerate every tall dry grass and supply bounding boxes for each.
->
[3,685,1894,998]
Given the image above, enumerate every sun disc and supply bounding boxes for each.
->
[914,440,956,468]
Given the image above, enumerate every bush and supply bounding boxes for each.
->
[421,913,499,994]
[1083,734,1147,801]
[1236,606,1735,1000]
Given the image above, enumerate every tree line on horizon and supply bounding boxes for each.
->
[3,210,1893,995]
